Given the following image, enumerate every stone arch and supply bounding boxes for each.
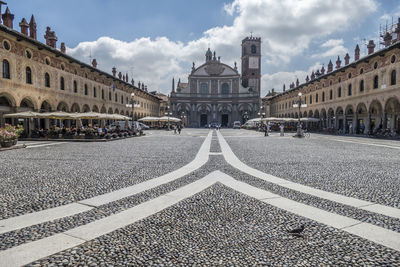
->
[0,92,17,108]
[19,97,37,110]
[384,97,400,133]
[314,109,320,118]
[92,105,99,112]
[368,100,383,115]
[345,105,354,116]
[308,110,313,118]
[57,101,69,112]
[197,104,212,113]
[82,104,90,112]
[108,108,113,114]
[71,103,80,113]
[303,111,307,118]
[120,110,124,115]
[335,106,344,115]
[100,106,107,113]
[295,112,298,118]
[39,100,53,112]
[356,102,367,115]
[125,110,129,116]
[114,108,119,114]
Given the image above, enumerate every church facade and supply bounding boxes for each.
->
[170,37,261,127]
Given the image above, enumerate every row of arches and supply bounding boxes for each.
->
[0,92,156,129]
[278,97,400,134]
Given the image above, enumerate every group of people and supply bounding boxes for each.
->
[262,123,285,137]
[173,124,182,134]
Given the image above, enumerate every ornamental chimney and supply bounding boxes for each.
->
[131,79,134,86]
[344,53,350,65]
[311,71,315,80]
[0,1,6,24]
[29,15,37,40]
[91,59,97,68]
[112,67,116,77]
[60,42,66,53]
[19,18,29,35]
[44,26,58,48]
[305,75,310,82]
[321,66,325,75]
[2,7,14,29]
[118,72,122,80]
[354,44,360,61]
[336,56,341,69]
[296,78,299,87]
[283,84,286,92]
[327,60,333,73]
[367,40,375,55]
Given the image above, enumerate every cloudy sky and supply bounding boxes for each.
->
[9,0,400,96]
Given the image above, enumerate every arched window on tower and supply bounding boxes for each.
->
[45,73,50,87]
[102,89,104,99]
[26,67,32,84]
[348,84,352,96]
[2,59,10,79]
[84,84,88,95]
[200,83,208,94]
[391,69,396,85]
[251,45,256,54]
[221,83,230,94]
[73,81,78,93]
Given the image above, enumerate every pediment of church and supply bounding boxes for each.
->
[192,62,238,77]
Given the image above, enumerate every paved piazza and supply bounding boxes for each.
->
[0,129,400,266]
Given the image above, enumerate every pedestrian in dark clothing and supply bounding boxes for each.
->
[264,124,269,136]
[178,124,182,134]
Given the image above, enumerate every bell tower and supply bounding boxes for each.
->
[241,36,261,95]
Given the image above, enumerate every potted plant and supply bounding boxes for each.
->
[0,124,24,147]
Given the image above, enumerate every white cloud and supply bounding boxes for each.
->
[321,39,344,48]
[67,0,378,96]
[312,39,348,58]
[261,62,323,95]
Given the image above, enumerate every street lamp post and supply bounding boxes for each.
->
[126,92,135,130]
[165,105,171,130]
[293,92,307,137]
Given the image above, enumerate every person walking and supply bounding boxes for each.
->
[173,125,177,134]
[178,124,182,134]
[280,124,284,136]
[264,124,269,137]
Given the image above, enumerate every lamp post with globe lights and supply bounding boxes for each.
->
[165,105,172,130]
[292,92,307,137]
[126,92,135,130]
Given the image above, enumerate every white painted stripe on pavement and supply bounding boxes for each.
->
[79,130,212,207]
[329,138,400,149]
[216,130,400,220]
[2,170,399,267]
[25,142,66,148]
[0,131,212,236]
[0,203,92,235]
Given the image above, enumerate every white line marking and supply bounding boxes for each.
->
[216,130,400,220]
[329,138,400,149]
[0,131,213,235]
[2,170,399,267]
[25,142,66,149]
[0,203,92,235]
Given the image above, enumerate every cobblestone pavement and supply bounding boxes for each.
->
[0,129,399,266]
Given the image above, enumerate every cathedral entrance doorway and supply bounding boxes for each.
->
[200,114,208,127]
[221,114,229,127]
